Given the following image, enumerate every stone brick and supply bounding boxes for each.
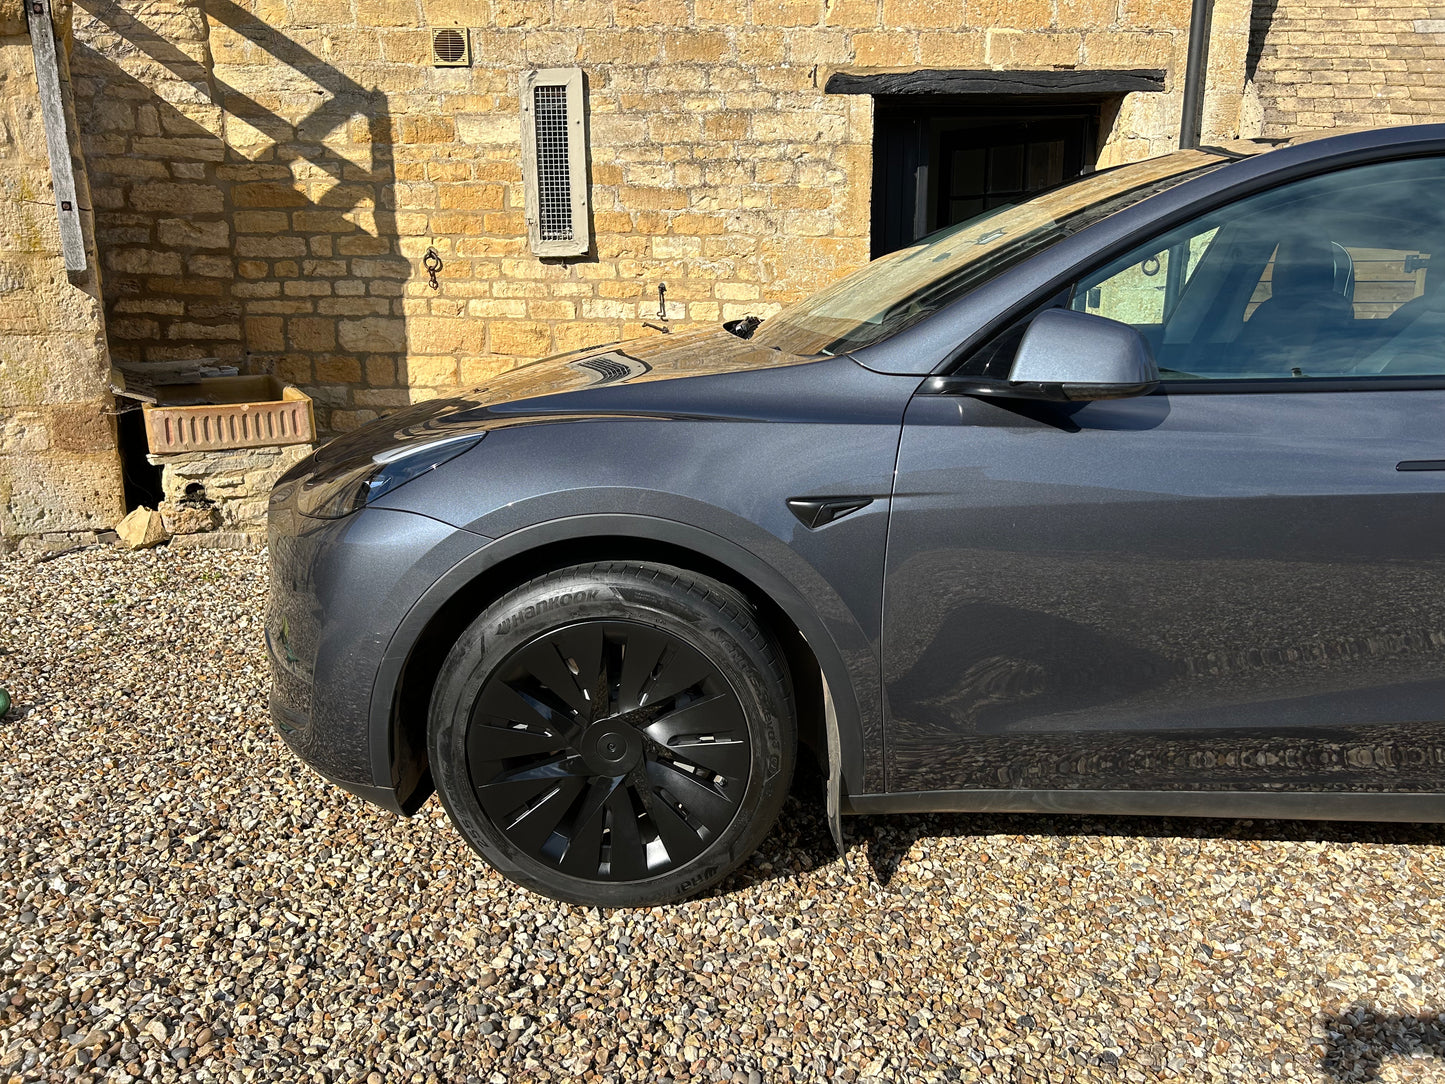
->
[235,236,308,258]
[455,114,518,145]
[331,409,381,430]
[233,182,309,208]
[438,184,506,210]
[1083,30,1176,66]
[408,316,486,354]
[917,29,987,64]
[1058,0,1122,27]
[338,316,406,352]
[752,0,823,26]
[314,356,362,382]
[736,30,789,64]
[852,30,919,66]
[157,218,230,249]
[289,317,338,351]
[554,322,623,352]
[614,0,687,26]
[664,31,730,63]
[824,0,881,26]
[1120,0,1190,27]
[246,315,286,351]
[986,28,1084,65]
[357,0,419,25]
[234,211,290,234]
[130,183,225,215]
[188,254,234,278]
[971,0,1055,30]
[752,111,848,143]
[882,0,963,29]
[492,0,555,27]
[407,355,461,385]
[107,248,184,276]
[489,321,551,356]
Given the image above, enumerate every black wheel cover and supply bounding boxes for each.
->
[464,619,753,881]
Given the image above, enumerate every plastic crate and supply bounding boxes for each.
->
[142,375,315,453]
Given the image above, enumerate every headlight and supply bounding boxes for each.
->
[296,434,484,519]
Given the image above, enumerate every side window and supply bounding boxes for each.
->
[1066,157,1445,380]
[1075,227,1219,333]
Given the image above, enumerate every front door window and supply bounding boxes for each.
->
[1069,156,1445,379]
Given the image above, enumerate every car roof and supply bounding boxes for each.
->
[1204,122,1445,160]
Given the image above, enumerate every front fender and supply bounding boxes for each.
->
[367,512,881,803]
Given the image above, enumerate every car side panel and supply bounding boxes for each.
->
[883,388,1445,794]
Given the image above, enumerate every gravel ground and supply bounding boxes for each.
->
[3,545,1445,1084]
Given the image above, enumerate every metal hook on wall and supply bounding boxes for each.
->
[643,281,672,334]
[423,247,443,290]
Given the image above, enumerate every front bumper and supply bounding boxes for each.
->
[266,484,489,813]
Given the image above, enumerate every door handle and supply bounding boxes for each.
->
[1396,460,1445,471]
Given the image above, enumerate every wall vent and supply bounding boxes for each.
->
[431,28,470,67]
[520,68,590,258]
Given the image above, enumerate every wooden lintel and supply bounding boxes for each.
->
[26,0,87,274]
[824,68,1168,98]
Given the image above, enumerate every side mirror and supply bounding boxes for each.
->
[941,308,1160,402]
[1007,308,1159,400]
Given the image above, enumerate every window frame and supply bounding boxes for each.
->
[520,67,590,259]
[944,153,1445,394]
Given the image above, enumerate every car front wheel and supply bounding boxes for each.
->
[428,561,796,906]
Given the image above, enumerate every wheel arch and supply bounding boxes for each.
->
[371,515,869,816]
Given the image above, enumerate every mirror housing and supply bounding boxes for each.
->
[941,308,1160,402]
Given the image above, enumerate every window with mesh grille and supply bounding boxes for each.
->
[520,68,590,257]
[532,85,573,242]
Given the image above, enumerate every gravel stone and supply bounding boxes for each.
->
[3,545,1445,1082]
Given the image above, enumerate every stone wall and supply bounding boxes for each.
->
[71,0,1250,435]
[0,0,125,543]
[1247,0,1445,135]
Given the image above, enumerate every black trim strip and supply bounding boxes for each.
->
[1398,459,1445,471]
[825,68,1166,97]
[1158,376,1445,394]
[843,787,1445,823]
[923,375,1445,399]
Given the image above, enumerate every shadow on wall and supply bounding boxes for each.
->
[1321,1008,1445,1080]
[71,0,410,435]
[1245,0,1281,86]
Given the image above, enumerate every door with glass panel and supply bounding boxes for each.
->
[883,155,1445,796]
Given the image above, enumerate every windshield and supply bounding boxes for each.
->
[751,149,1227,357]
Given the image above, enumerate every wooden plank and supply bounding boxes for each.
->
[26,0,87,274]
[825,68,1167,97]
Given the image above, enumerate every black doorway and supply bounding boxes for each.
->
[871,103,1099,257]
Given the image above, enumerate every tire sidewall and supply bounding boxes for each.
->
[428,563,794,907]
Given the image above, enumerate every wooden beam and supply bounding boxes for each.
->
[824,68,1167,97]
[26,0,87,274]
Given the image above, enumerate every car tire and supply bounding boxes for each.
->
[428,561,796,907]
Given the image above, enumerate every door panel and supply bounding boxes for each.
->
[882,389,1445,794]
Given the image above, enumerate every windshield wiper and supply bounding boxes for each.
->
[723,315,763,339]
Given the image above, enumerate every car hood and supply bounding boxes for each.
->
[310,327,820,466]
[462,326,811,407]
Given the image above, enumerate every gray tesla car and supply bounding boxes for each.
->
[268,124,1445,905]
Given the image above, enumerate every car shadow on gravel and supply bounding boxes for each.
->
[1320,1008,1445,1080]
[850,811,1445,888]
[703,763,1445,898]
